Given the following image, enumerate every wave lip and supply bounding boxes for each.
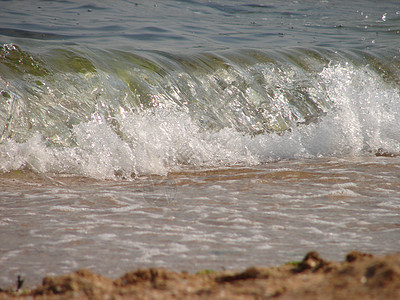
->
[1,45,400,179]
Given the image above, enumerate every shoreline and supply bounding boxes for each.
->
[1,251,399,299]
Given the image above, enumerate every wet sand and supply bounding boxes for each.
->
[1,251,399,299]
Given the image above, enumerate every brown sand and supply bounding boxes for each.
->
[1,251,400,299]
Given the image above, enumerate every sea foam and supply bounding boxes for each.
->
[1,63,399,179]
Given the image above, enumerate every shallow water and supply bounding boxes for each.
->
[1,0,400,289]
[1,156,400,287]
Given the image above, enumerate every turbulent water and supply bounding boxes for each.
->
[1,0,400,288]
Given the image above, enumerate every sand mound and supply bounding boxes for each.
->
[1,251,400,299]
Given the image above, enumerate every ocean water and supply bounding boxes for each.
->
[1,0,400,287]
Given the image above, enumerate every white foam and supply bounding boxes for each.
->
[1,63,399,179]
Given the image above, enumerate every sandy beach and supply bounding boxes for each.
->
[1,250,399,299]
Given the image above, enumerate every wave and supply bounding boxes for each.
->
[1,44,399,179]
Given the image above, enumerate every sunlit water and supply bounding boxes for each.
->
[1,0,400,288]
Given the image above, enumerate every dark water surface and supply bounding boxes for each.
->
[1,0,399,51]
